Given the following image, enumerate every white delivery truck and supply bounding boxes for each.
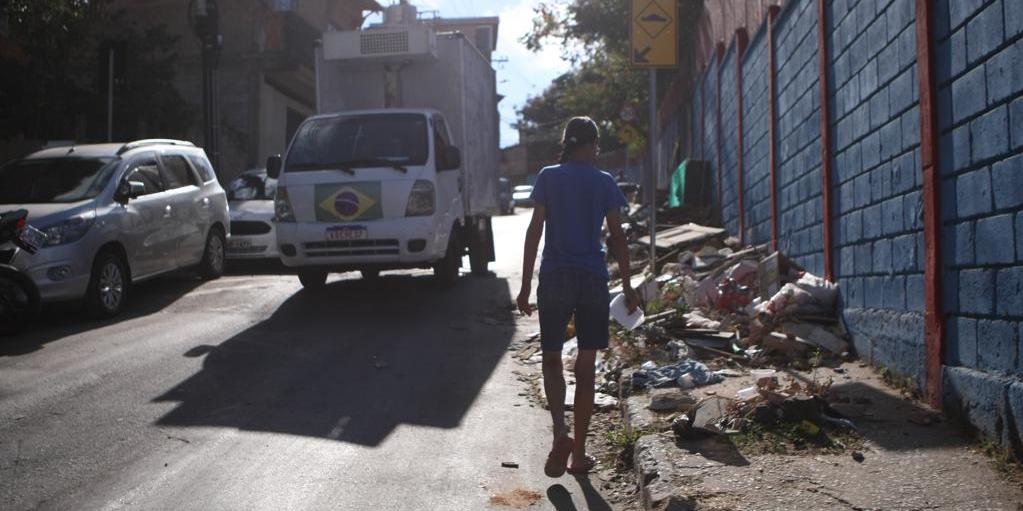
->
[267,4,499,288]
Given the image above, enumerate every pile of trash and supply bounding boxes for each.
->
[671,370,855,443]
[598,216,860,451]
[608,221,850,387]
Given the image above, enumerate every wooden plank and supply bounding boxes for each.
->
[637,223,726,250]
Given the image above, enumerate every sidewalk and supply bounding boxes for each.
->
[626,363,1023,510]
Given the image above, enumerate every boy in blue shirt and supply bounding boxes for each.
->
[517,117,639,477]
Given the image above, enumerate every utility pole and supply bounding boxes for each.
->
[648,68,657,273]
[192,0,222,176]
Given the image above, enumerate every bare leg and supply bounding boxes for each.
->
[571,349,597,465]
[542,351,569,444]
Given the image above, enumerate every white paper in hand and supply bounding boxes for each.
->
[610,293,645,331]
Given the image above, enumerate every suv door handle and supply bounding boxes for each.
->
[164,205,172,218]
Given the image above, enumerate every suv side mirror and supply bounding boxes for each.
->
[440,146,461,171]
[266,154,282,179]
[117,180,146,202]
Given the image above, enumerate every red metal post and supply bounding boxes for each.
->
[815,0,835,282]
[915,0,945,409]
[767,5,781,252]
[735,28,749,244]
[715,43,725,210]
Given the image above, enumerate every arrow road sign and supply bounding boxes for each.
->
[634,46,651,63]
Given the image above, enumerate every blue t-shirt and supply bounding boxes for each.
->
[530,161,628,279]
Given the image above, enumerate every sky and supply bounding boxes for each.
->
[365,0,572,148]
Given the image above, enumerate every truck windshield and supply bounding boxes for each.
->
[286,113,429,172]
[0,157,118,204]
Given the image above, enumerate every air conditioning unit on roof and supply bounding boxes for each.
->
[322,25,437,64]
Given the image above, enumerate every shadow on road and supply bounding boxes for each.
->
[0,273,205,357]
[153,272,516,446]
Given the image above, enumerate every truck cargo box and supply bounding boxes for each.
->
[317,30,500,217]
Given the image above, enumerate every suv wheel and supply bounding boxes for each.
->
[86,251,129,319]
[298,270,328,290]
[198,228,225,279]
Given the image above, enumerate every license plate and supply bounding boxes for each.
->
[229,240,252,249]
[18,225,45,253]
[326,225,367,242]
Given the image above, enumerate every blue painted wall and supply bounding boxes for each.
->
[742,23,773,246]
[703,57,720,210]
[682,0,1023,451]
[774,0,824,276]
[932,0,1023,448]
[828,0,925,382]
[719,43,741,234]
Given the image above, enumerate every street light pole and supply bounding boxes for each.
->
[107,47,114,142]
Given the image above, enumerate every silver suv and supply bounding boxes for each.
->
[0,139,230,318]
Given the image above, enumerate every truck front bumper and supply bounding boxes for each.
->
[274,217,446,269]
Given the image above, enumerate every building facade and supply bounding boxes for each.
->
[114,0,381,182]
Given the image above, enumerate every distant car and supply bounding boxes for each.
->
[226,169,278,260]
[498,177,514,214]
[0,139,229,318]
[512,185,534,207]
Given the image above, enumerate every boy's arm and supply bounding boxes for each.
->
[606,209,639,313]
[517,205,546,316]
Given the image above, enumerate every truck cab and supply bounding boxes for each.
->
[269,108,488,287]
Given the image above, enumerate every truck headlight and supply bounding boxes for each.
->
[405,180,435,217]
[274,186,295,223]
[42,212,95,246]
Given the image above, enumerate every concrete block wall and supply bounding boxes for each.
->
[933,0,1023,449]
[682,0,1023,451]
[773,0,825,276]
[742,23,773,247]
[828,0,925,381]
[719,43,741,235]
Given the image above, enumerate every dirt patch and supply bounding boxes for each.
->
[488,488,542,508]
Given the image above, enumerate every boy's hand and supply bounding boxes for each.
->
[623,286,640,314]
[517,288,533,316]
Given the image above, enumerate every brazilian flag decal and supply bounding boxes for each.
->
[314,182,383,222]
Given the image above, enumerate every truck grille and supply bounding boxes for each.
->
[361,31,409,55]
[303,239,399,257]
[230,221,272,236]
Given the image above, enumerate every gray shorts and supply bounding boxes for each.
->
[538,267,610,352]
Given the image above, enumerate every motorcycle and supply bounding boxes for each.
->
[0,209,46,336]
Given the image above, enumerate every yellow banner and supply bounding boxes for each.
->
[630,0,678,68]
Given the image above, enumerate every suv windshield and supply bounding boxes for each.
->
[227,173,277,200]
[285,113,429,172]
[0,157,118,203]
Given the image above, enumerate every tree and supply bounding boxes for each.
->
[0,1,192,144]
[517,0,649,156]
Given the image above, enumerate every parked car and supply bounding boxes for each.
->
[498,177,514,215]
[512,185,534,207]
[0,139,229,318]
[226,169,278,260]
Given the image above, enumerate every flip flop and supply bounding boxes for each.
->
[544,436,574,477]
[567,454,597,475]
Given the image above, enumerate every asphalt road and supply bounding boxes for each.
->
[0,210,616,510]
